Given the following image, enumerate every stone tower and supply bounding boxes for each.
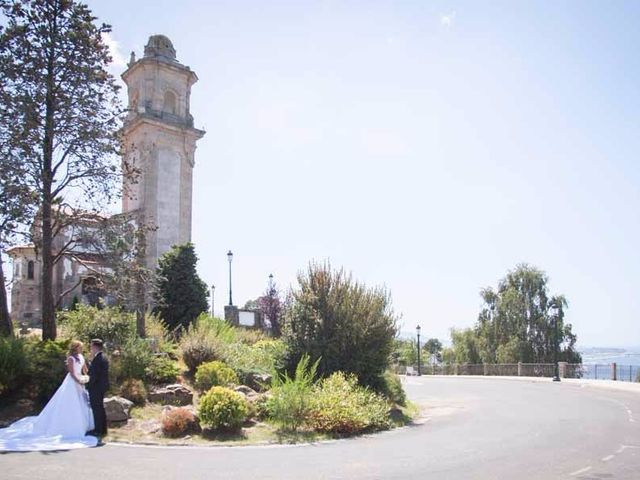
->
[121,35,205,268]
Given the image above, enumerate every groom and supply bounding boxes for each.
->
[87,339,109,438]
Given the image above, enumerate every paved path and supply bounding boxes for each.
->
[2,376,640,479]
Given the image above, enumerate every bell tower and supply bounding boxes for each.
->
[121,34,205,268]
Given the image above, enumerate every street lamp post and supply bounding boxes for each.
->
[416,325,422,376]
[549,303,561,382]
[210,284,215,316]
[227,250,233,306]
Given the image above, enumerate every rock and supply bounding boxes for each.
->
[104,396,134,424]
[387,406,405,423]
[148,384,193,406]
[234,385,259,399]
[245,372,272,392]
[140,419,162,434]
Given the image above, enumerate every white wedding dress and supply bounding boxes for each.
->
[0,353,98,451]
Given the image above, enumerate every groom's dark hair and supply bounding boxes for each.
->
[91,338,104,349]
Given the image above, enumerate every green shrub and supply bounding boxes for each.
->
[196,314,236,344]
[283,262,397,389]
[179,318,227,372]
[636,370,640,383]
[252,339,287,370]
[145,314,178,356]
[145,356,180,384]
[195,361,238,391]
[198,386,249,430]
[120,378,147,405]
[234,328,266,345]
[0,337,28,397]
[58,305,136,348]
[267,355,318,431]
[308,372,391,435]
[377,371,406,406]
[25,339,70,404]
[118,337,153,381]
[220,339,287,385]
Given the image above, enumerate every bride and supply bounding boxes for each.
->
[0,340,99,451]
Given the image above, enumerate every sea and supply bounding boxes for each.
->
[577,346,640,381]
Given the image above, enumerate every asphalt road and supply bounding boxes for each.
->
[2,376,639,479]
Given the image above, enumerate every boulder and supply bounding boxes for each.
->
[387,406,405,423]
[104,396,134,424]
[234,385,259,400]
[148,384,193,406]
[244,372,272,392]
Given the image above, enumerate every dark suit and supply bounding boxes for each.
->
[87,351,110,436]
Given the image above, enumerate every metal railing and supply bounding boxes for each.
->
[395,362,640,382]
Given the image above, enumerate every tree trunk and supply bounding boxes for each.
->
[0,257,13,337]
[135,224,147,338]
[40,14,58,341]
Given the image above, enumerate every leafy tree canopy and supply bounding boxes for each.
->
[444,264,581,364]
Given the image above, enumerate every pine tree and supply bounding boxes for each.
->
[0,0,125,340]
[153,243,208,332]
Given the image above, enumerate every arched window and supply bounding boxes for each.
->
[163,90,177,114]
[27,260,34,280]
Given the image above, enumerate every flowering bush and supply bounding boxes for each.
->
[307,372,391,435]
[197,386,248,430]
[194,361,238,391]
[161,407,200,437]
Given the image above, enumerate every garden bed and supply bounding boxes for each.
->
[105,401,419,447]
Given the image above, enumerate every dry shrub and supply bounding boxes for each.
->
[161,407,200,437]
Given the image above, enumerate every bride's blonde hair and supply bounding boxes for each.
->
[68,340,83,357]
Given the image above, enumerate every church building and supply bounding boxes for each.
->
[8,35,205,325]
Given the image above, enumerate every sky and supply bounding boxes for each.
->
[83,0,639,347]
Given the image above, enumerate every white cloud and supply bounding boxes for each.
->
[440,11,456,29]
[102,32,127,69]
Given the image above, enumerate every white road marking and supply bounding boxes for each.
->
[601,454,614,462]
[569,466,592,476]
[625,407,635,423]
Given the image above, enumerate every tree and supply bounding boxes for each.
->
[259,276,283,337]
[153,243,208,332]
[282,261,398,389]
[423,338,443,362]
[243,277,284,336]
[445,328,482,364]
[391,338,418,366]
[446,264,581,364]
[0,0,124,340]
[79,213,154,336]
